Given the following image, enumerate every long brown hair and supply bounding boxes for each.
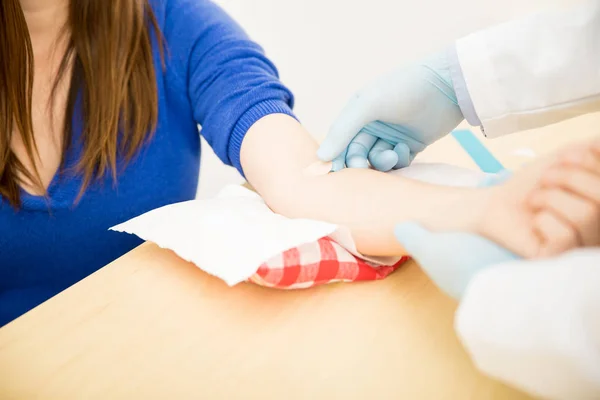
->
[0,0,163,208]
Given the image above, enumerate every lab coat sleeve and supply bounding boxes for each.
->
[455,249,600,400]
[453,0,600,138]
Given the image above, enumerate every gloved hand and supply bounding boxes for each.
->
[318,51,465,172]
[394,222,519,299]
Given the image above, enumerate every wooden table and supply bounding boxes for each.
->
[1,115,598,400]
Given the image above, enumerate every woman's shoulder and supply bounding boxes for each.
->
[149,0,218,22]
[149,0,235,38]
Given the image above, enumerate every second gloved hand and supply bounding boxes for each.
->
[394,222,519,299]
[318,50,465,172]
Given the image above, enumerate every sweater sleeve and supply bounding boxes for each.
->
[162,0,296,174]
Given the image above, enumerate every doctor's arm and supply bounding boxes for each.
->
[318,0,600,170]
[453,0,600,137]
[455,250,600,400]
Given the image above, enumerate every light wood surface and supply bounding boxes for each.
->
[0,246,531,400]
[0,115,598,400]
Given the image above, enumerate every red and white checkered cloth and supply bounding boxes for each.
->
[248,236,410,289]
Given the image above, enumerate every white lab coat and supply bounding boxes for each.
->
[456,250,600,400]
[454,2,600,398]
[456,0,600,138]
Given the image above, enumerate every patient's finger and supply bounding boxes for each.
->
[530,188,599,247]
[591,138,600,154]
[346,131,377,169]
[542,166,600,203]
[534,210,580,258]
[560,147,600,175]
[368,139,397,172]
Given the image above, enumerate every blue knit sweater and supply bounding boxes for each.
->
[0,0,295,326]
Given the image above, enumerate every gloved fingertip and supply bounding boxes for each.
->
[331,158,345,172]
[317,144,336,162]
[393,143,412,169]
[370,150,398,172]
[394,222,431,253]
[346,156,370,169]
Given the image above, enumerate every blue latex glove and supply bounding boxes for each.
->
[318,51,464,172]
[394,222,520,299]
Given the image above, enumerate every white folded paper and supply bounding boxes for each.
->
[111,163,491,286]
[111,185,398,285]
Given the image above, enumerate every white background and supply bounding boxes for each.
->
[197,0,577,198]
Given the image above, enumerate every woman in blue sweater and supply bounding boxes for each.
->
[1,0,598,326]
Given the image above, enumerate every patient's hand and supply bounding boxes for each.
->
[528,140,600,256]
[471,139,600,258]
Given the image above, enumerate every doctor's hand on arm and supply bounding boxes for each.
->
[319,0,600,171]
[317,51,464,172]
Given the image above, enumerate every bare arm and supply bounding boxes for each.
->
[240,114,483,256]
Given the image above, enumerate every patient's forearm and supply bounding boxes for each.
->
[240,114,482,256]
[276,169,480,256]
